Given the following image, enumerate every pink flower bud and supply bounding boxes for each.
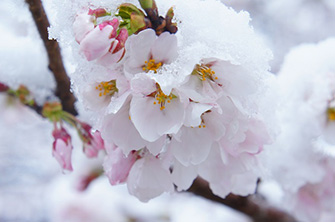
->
[112,28,128,54]
[52,127,73,171]
[96,28,128,66]
[80,24,115,61]
[99,19,119,39]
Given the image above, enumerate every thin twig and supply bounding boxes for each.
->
[187,178,297,222]
[25,0,77,115]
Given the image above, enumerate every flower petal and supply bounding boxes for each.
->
[102,101,147,154]
[130,95,185,142]
[171,159,198,191]
[151,31,178,64]
[125,29,157,73]
[127,155,174,202]
[80,25,114,61]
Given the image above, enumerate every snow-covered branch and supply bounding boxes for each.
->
[25,0,77,115]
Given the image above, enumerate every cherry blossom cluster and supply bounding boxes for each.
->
[67,0,274,202]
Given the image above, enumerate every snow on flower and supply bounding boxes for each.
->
[124,28,177,76]
[49,0,274,202]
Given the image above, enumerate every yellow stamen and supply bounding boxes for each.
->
[151,83,176,111]
[142,59,162,73]
[96,80,118,97]
[192,64,218,81]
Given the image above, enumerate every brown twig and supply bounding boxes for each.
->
[25,0,77,115]
[187,178,297,222]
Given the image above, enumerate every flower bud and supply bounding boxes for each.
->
[99,19,119,38]
[88,8,110,18]
[117,3,146,35]
[113,28,128,54]
[42,102,63,122]
[139,0,157,11]
[52,127,73,171]
[80,24,115,61]
[165,7,178,34]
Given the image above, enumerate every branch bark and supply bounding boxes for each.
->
[187,178,297,222]
[25,0,77,115]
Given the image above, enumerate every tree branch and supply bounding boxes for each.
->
[25,0,77,115]
[187,178,297,222]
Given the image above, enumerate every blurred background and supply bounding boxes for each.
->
[1,0,335,221]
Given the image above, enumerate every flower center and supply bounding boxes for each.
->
[150,84,176,110]
[95,80,118,97]
[193,64,218,81]
[142,59,162,73]
[327,107,335,122]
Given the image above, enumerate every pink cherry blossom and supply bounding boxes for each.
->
[80,71,130,114]
[180,58,257,105]
[129,74,185,142]
[125,28,178,75]
[77,18,128,66]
